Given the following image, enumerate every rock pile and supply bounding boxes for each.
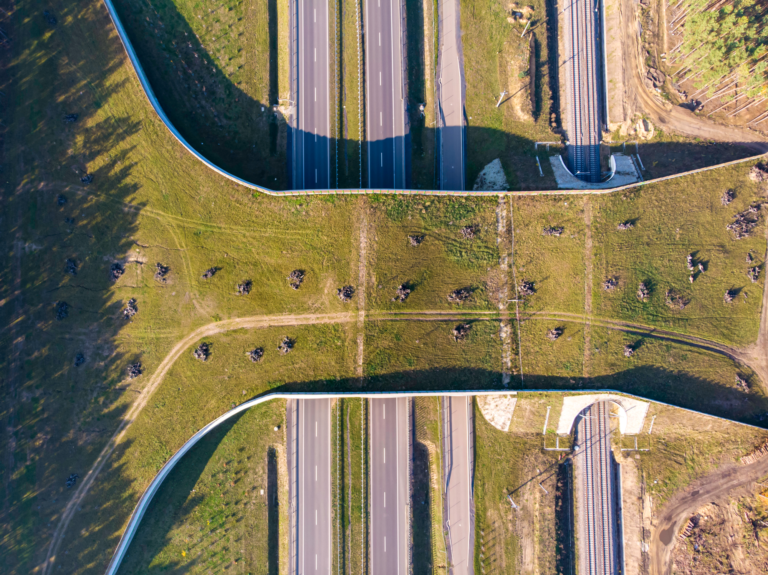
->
[747,252,754,263]
[721,189,735,205]
[735,374,750,392]
[127,362,142,379]
[278,336,295,355]
[155,263,170,283]
[110,262,124,281]
[518,280,535,297]
[66,473,79,488]
[617,221,634,231]
[249,347,264,362]
[623,344,635,358]
[55,301,69,320]
[665,289,688,310]
[724,289,737,303]
[408,235,425,247]
[547,327,563,341]
[337,285,355,302]
[636,282,650,302]
[686,253,695,272]
[57,194,67,206]
[201,267,219,279]
[452,323,471,342]
[748,267,761,283]
[123,298,138,320]
[193,342,210,361]
[447,288,471,304]
[288,269,305,290]
[542,226,564,237]
[237,280,252,295]
[602,277,618,291]
[63,114,78,123]
[74,353,85,367]
[80,174,93,185]
[748,163,768,182]
[727,204,762,239]
[66,258,78,276]
[392,284,411,302]
[460,225,477,239]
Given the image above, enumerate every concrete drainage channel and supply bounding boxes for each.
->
[103,389,768,574]
[100,0,766,198]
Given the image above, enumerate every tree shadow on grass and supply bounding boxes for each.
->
[0,1,150,573]
[112,362,768,572]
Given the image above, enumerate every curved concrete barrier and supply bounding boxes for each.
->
[104,388,766,574]
[102,0,764,198]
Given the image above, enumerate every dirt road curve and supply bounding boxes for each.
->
[650,455,768,575]
[620,0,768,152]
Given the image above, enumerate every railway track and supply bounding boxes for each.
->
[565,0,604,182]
[578,402,618,575]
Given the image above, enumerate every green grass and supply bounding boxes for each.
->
[512,196,587,315]
[1,0,768,572]
[112,0,290,188]
[367,195,501,311]
[338,399,367,575]
[115,401,287,574]
[520,320,585,382]
[460,0,559,190]
[591,164,767,345]
[339,0,365,188]
[413,396,446,575]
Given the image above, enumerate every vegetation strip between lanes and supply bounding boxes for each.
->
[100,0,765,197]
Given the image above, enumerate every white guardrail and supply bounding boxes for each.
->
[102,0,764,198]
[105,388,768,574]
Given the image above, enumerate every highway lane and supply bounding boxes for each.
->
[437,0,465,191]
[292,0,331,189]
[369,397,410,575]
[365,0,407,189]
[574,401,620,575]
[442,396,474,575]
[563,0,603,182]
[294,399,332,575]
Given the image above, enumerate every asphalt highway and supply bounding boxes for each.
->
[365,0,407,189]
[437,0,465,190]
[442,396,474,575]
[293,0,330,189]
[297,399,332,575]
[564,0,603,182]
[574,401,619,575]
[369,397,410,575]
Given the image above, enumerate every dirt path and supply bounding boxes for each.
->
[497,196,513,386]
[41,306,763,573]
[649,455,768,575]
[620,0,768,151]
[40,312,355,575]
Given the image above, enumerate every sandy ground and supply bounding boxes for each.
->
[477,394,518,431]
[650,455,768,575]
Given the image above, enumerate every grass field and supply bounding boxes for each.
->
[115,401,288,574]
[1,0,768,573]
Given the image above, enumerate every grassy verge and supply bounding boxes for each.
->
[473,397,561,575]
[591,163,767,346]
[460,0,559,190]
[340,0,365,187]
[112,0,289,188]
[413,396,446,574]
[406,0,437,190]
[339,399,368,575]
[115,400,287,573]
[367,196,501,311]
[632,402,768,508]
